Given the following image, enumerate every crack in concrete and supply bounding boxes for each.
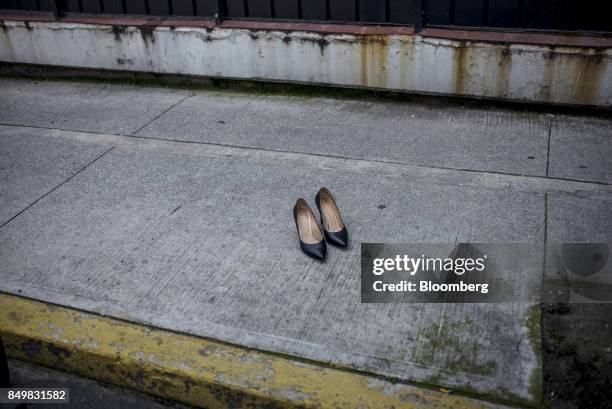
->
[130,93,196,136]
[1,123,611,203]
[0,145,115,230]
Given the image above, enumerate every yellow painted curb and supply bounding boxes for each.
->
[0,293,507,408]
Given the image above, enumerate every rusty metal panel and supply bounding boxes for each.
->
[63,0,81,12]
[101,0,125,13]
[556,0,610,32]
[38,0,59,11]
[0,1,20,9]
[523,0,554,29]
[582,1,611,31]
[359,0,385,22]
[424,0,450,24]
[300,0,326,20]
[19,0,39,10]
[556,0,580,30]
[81,0,103,13]
[0,0,608,33]
[274,0,299,19]
[227,0,247,17]
[248,0,272,17]
[454,0,484,26]
[487,0,519,28]
[195,0,217,15]
[172,0,194,15]
[328,0,354,21]
[125,0,148,14]
[149,0,170,15]
[389,0,419,24]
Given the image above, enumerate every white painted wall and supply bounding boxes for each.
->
[1,20,611,106]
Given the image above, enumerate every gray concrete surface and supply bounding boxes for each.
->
[0,78,611,405]
[0,133,544,402]
[7,359,192,409]
[0,78,191,135]
[135,92,550,177]
[548,116,612,184]
[0,133,111,226]
[548,195,612,242]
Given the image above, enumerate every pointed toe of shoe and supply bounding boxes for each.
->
[301,241,327,260]
[325,228,348,247]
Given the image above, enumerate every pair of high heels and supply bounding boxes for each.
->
[293,188,348,260]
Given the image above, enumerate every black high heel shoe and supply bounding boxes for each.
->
[315,188,348,247]
[293,198,327,260]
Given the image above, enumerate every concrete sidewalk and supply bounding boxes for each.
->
[0,77,610,408]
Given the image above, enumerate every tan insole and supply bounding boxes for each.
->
[319,195,344,233]
[296,202,323,244]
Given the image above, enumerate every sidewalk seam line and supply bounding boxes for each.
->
[0,146,115,230]
[1,122,610,188]
[539,193,548,409]
[129,94,195,136]
[128,134,612,187]
[542,193,549,291]
[545,116,553,177]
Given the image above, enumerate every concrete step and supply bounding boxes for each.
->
[1,294,513,409]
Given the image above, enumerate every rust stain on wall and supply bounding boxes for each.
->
[575,50,605,105]
[539,48,607,105]
[496,45,513,98]
[0,22,17,61]
[359,35,388,88]
[377,36,389,88]
[360,40,368,86]
[396,39,415,90]
[453,42,467,94]
[1,19,609,106]
[539,50,556,102]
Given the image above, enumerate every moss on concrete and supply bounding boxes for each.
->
[525,304,543,407]
[413,318,496,377]
[0,293,513,409]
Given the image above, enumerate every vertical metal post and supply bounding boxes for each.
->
[53,0,64,18]
[215,0,227,23]
[415,0,424,32]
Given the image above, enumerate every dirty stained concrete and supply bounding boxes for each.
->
[0,19,611,106]
[0,78,610,407]
[2,294,516,409]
